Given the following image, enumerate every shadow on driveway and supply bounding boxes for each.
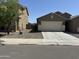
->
[0,34,6,38]
[64,32,79,38]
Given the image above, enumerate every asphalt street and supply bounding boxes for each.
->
[0,45,79,59]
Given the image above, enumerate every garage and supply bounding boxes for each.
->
[38,21,65,31]
[37,12,67,32]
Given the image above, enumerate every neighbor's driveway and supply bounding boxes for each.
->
[42,32,79,45]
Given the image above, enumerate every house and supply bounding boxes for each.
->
[37,11,79,33]
[37,11,67,31]
[66,16,79,33]
[0,5,29,32]
[17,7,29,32]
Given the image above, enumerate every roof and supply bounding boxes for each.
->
[37,12,68,21]
[25,7,29,16]
[54,11,63,15]
[37,12,69,24]
[18,3,29,16]
[37,13,52,20]
[62,12,72,19]
[70,15,79,19]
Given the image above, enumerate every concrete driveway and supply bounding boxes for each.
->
[42,32,79,45]
[1,32,79,46]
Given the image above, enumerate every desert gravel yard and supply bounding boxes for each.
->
[1,30,43,39]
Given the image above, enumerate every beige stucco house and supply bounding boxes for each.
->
[37,11,79,33]
[9,6,29,32]
[37,11,72,32]
[37,12,66,31]
[16,7,29,32]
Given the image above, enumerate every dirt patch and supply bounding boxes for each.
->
[1,29,43,39]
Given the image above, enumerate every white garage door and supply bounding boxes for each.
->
[38,21,65,31]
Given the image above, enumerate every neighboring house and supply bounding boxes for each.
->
[0,5,29,32]
[37,12,67,31]
[17,7,29,32]
[66,16,79,33]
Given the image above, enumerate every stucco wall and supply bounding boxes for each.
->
[68,17,79,33]
[18,9,28,31]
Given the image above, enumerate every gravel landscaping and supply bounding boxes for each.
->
[0,29,43,39]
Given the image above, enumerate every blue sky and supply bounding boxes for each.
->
[19,0,79,23]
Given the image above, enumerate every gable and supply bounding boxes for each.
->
[37,12,67,22]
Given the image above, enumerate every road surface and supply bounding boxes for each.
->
[0,45,79,59]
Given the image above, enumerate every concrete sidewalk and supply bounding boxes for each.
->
[0,38,42,45]
[1,32,79,46]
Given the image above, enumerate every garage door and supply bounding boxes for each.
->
[38,21,65,31]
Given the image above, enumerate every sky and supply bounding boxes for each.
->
[19,0,79,23]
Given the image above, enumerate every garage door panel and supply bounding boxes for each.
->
[38,21,65,31]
